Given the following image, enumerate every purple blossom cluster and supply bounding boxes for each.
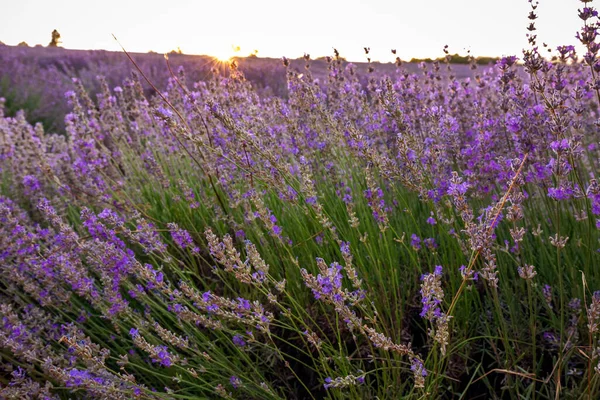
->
[420,266,444,319]
[310,259,343,301]
[167,222,199,253]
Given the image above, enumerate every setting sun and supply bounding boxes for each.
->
[211,44,241,62]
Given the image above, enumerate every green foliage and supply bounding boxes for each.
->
[0,75,64,132]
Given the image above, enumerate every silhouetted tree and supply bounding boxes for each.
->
[48,29,61,47]
[17,41,29,47]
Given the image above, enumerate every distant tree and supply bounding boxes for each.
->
[316,55,347,62]
[48,29,61,47]
[408,53,499,65]
[169,47,183,55]
[17,41,29,47]
[409,57,433,63]
[0,40,5,46]
[475,56,500,65]
[444,53,470,64]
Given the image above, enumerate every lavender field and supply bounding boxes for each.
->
[2,3,600,399]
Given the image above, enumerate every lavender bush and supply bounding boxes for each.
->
[0,45,292,134]
[2,2,600,398]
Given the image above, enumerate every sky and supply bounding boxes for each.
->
[0,0,587,62]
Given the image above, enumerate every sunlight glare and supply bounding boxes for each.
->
[211,44,241,62]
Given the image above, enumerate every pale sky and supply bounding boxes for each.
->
[0,0,587,62]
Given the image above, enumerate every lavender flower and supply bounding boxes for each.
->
[232,334,246,347]
[167,222,199,252]
[230,376,242,389]
[420,266,450,355]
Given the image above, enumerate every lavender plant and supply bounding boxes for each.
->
[3,2,600,398]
